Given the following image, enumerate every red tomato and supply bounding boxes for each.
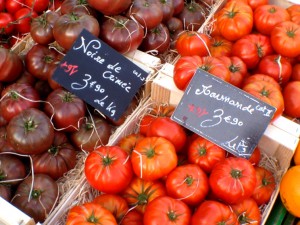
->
[0,12,15,35]
[175,30,211,57]
[131,137,177,181]
[5,0,24,14]
[251,166,276,206]
[14,8,38,34]
[248,146,261,166]
[84,145,133,194]
[287,4,300,25]
[283,81,300,118]
[209,157,257,204]
[254,4,290,36]
[230,198,261,225]
[188,136,226,174]
[146,117,187,152]
[165,164,209,206]
[120,209,143,225]
[66,202,117,225]
[270,21,300,58]
[143,196,191,225]
[247,0,268,10]
[117,133,144,156]
[242,73,281,91]
[291,63,300,81]
[215,1,253,41]
[138,114,155,136]
[209,36,233,58]
[122,176,167,214]
[191,200,238,225]
[231,33,273,70]
[24,0,49,13]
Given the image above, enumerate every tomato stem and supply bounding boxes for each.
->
[62,92,74,102]
[197,146,207,156]
[87,211,99,223]
[24,119,37,133]
[48,146,59,156]
[31,189,42,199]
[185,175,194,186]
[167,210,178,221]
[9,90,20,100]
[230,168,242,179]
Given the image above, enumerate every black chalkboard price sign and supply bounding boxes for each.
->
[52,29,149,121]
[171,69,276,158]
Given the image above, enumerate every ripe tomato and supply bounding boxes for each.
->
[157,0,174,23]
[209,157,257,204]
[248,146,261,166]
[0,12,15,35]
[242,73,281,91]
[14,8,38,34]
[138,114,155,136]
[146,117,187,152]
[215,1,253,41]
[209,36,232,58]
[247,0,268,10]
[165,164,209,206]
[24,0,49,13]
[84,145,133,194]
[291,63,300,81]
[287,4,300,25]
[122,176,167,214]
[120,209,143,225]
[6,0,24,14]
[283,81,300,118]
[66,202,117,225]
[230,198,261,225]
[143,196,191,225]
[251,166,275,206]
[271,21,300,58]
[87,0,131,16]
[254,4,290,36]
[173,0,184,15]
[60,0,96,15]
[0,47,23,82]
[191,200,238,225]
[131,137,177,181]
[175,30,211,57]
[117,133,145,155]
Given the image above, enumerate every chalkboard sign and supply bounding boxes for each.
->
[171,69,276,158]
[52,29,149,121]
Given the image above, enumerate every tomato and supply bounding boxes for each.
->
[14,8,38,34]
[0,83,40,122]
[120,209,143,225]
[251,166,275,206]
[283,81,300,118]
[247,0,268,10]
[131,137,177,181]
[294,142,300,166]
[150,103,175,117]
[218,56,248,88]
[87,0,131,16]
[53,12,100,51]
[24,0,49,13]
[287,5,300,26]
[0,127,15,153]
[49,0,64,11]
[138,115,155,136]
[6,108,55,155]
[92,194,129,223]
[11,174,59,223]
[15,70,37,86]
[173,0,184,15]
[32,131,77,180]
[70,115,112,152]
[215,1,253,41]
[191,200,238,225]
[175,30,211,57]
[248,146,261,166]
[188,136,226,174]
[209,36,232,58]
[230,198,261,225]
[140,23,170,54]
[0,0,5,11]
[66,202,117,225]
[257,54,292,86]
[242,80,284,121]
[146,117,187,152]
[25,44,62,81]
[100,15,144,54]
[117,133,145,155]
[85,145,133,194]
[231,33,273,70]
[0,184,11,201]
[242,73,281,91]
[127,0,163,30]
[44,88,86,132]
[122,176,167,214]
[271,21,300,58]
[209,157,256,204]
[291,63,300,81]
[60,0,96,15]
[30,10,59,45]
[0,12,15,34]
[165,164,209,206]
[0,47,23,82]
[173,55,230,91]
[254,4,290,36]
[0,154,26,185]
[144,196,191,225]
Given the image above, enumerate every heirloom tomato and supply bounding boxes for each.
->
[60,0,96,15]
[84,145,133,194]
[209,157,257,204]
[188,136,226,174]
[11,174,59,223]
[122,176,167,214]
[14,8,38,34]
[158,0,174,23]
[242,73,281,90]
[291,63,300,81]
[191,200,238,225]
[209,36,232,58]
[0,47,23,82]
[143,196,191,225]
[248,146,261,166]
[215,1,253,41]
[247,0,268,10]
[0,127,15,153]
[146,117,187,152]
[165,164,209,206]
[0,154,26,185]
[173,0,184,15]
[131,137,177,181]
[87,0,131,16]
[120,209,143,225]
[270,21,300,58]
[117,133,145,155]
[0,185,11,201]
[287,5,300,25]
[139,115,155,136]
[251,166,275,206]
[230,198,261,225]
[283,81,300,118]
[32,131,77,180]
[175,30,211,57]
[254,4,290,35]
[66,202,117,225]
